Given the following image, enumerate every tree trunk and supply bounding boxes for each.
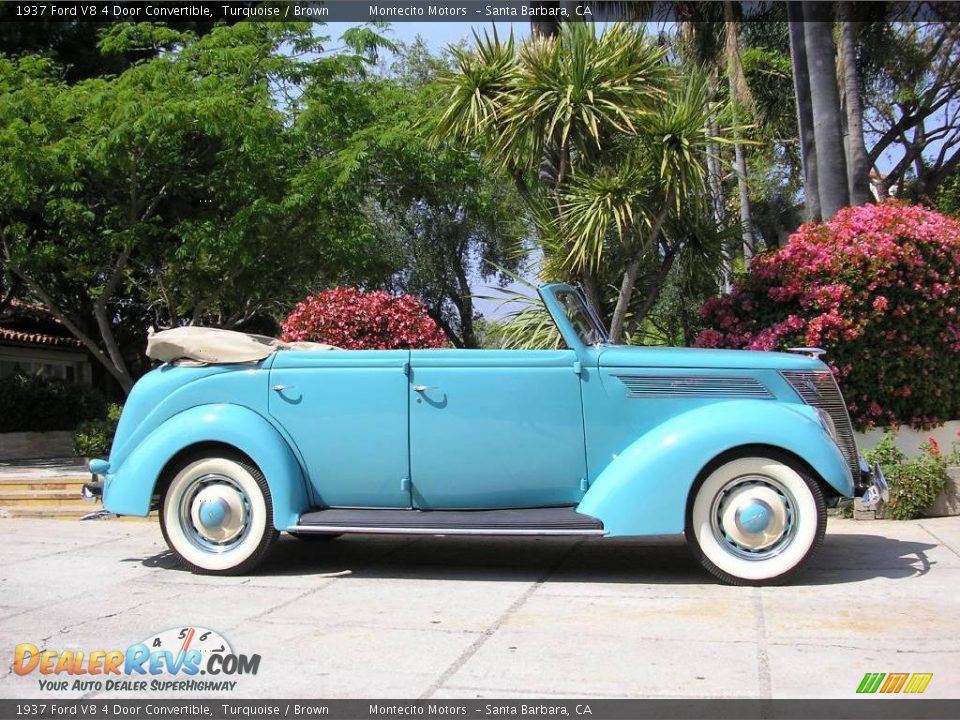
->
[724,4,755,266]
[457,283,479,349]
[428,308,464,349]
[802,2,850,219]
[608,195,673,343]
[705,73,730,292]
[731,140,754,265]
[529,2,561,38]
[787,3,821,222]
[707,133,730,292]
[581,270,603,320]
[838,4,872,206]
[624,245,678,339]
[7,263,134,393]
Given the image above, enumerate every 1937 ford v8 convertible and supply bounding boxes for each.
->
[84,284,888,585]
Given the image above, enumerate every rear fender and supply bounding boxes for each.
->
[102,403,309,529]
[577,400,853,537]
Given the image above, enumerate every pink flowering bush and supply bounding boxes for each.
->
[281,288,448,350]
[695,201,960,429]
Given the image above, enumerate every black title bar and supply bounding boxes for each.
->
[0,1,957,24]
[4,699,960,720]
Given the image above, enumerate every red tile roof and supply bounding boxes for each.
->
[0,300,84,349]
[0,327,83,348]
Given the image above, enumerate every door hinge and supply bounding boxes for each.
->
[580,477,590,493]
[573,360,582,376]
[400,478,410,493]
[403,360,411,376]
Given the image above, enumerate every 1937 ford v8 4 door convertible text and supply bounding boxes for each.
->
[84,284,888,585]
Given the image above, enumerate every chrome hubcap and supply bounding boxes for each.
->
[179,473,250,553]
[710,475,796,560]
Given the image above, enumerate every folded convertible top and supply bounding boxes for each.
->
[146,326,337,364]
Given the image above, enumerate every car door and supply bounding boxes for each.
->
[268,349,411,508]
[409,349,588,509]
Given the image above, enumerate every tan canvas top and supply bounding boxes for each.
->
[146,326,337,364]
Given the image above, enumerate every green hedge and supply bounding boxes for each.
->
[0,373,106,433]
[73,404,122,458]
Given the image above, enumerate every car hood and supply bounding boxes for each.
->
[597,345,827,371]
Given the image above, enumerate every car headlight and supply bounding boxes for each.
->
[814,407,838,443]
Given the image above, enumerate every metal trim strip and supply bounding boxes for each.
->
[286,525,608,536]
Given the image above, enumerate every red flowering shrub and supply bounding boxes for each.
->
[695,201,960,429]
[281,288,448,350]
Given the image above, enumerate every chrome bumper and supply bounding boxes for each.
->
[856,456,890,510]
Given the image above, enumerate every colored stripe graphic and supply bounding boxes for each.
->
[880,673,909,693]
[904,673,933,694]
[857,673,885,693]
[857,672,932,694]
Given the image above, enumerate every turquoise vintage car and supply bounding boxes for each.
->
[85,284,887,585]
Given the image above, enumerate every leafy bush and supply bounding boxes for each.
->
[281,288,448,350]
[696,201,960,429]
[72,403,122,458]
[863,431,959,520]
[0,373,105,433]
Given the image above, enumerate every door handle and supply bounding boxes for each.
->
[272,384,296,392]
[412,385,438,392]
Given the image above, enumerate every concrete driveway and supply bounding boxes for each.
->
[1,516,958,699]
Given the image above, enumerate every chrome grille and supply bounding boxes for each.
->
[781,370,859,478]
[615,375,774,399]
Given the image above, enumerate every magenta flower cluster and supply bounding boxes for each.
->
[281,287,448,350]
[695,201,960,429]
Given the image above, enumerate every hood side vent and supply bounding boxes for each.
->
[615,374,774,399]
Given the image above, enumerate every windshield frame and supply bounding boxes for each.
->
[539,283,610,349]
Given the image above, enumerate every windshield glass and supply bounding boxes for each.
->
[554,289,609,346]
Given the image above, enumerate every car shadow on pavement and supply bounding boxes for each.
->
[139,531,939,586]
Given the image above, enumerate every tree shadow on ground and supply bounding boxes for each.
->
[140,531,939,586]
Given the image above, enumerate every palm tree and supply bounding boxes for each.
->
[433,23,729,343]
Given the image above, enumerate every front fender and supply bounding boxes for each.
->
[102,403,309,529]
[577,400,853,537]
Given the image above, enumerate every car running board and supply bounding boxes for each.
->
[290,507,605,536]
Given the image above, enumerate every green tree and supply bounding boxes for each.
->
[294,40,526,348]
[0,5,256,82]
[858,19,960,201]
[0,22,384,392]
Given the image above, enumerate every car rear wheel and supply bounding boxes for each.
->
[160,452,279,575]
[685,454,826,586]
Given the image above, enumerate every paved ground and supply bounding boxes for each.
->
[1,516,958,700]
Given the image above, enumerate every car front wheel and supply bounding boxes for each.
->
[160,452,279,575]
[686,454,826,586]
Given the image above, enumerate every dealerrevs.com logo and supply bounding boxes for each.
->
[14,626,260,692]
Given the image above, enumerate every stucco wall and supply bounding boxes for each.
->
[857,420,960,457]
[0,431,76,461]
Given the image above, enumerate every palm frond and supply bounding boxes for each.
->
[429,28,516,151]
[474,264,562,350]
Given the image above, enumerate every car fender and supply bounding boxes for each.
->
[102,403,309,529]
[577,399,853,537]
